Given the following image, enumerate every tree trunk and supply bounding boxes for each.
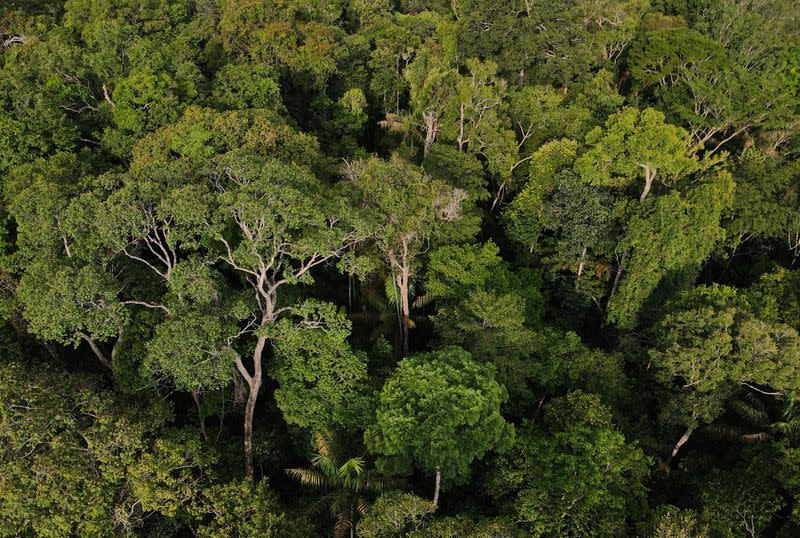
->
[489,182,506,213]
[192,390,209,443]
[457,104,466,152]
[665,425,694,466]
[422,111,438,159]
[605,250,628,314]
[577,246,588,277]
[639,165,656,202]
[243,385,258,477]
[396,238,412,357]
[432,466,441,506]
[398,272,410,357]
[395,56,401,115]
[237,335,267,478]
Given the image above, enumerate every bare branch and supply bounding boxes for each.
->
[120,300,171,315]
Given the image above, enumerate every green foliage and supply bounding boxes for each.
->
[699,469,782,537]
[647,505,709,538]
[359,491,436,538]
[191,479,315,537]
[145,310,238,391]
[724,150,799,248]
[608,168,735,327]
[650,285,800,435]
[365,347,514,486]
[287,431,397,538]
[488,391,650,537]
[17,259,126,348]
[575,107,697,201]
[210,63,283,111]
[425,242,505,301]
[270,300,371,432]
[0,360,212,536]
[413,515,525,537]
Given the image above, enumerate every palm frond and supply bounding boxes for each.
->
[314,431,333,459]
[339,457,365,487]
[702,423,762,442]
[306,495,332,517]
[771,418,800,437]
[355,496,370,516]
[741,431,771,443]
[729,398,769,425]
[316,455,342,485]
[385,276,402,306]
[740,389,768,412]
[358,470,403,493]
[334,513,354,538]
[326,492,350,519]
[358,283,392,311]
[412,293,434,309]
[286,467,328,489]
[378,113,406,134]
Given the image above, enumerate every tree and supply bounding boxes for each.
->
[503,139,583,252]
[424,241,549,406]
[628,27,795,155]
[0,359,214,536]
[574,107,697,202]
[650,285,800,465]
[404,48,458,158]
[723,149,799,252]
[699,467,782,537]
[4,152,134,371]
[79,109,363,477]
[346,154,477,355]
[209,63,284,112]
[365,347,514,505]
[604,166,734,328]
[647,505,710,538]
[16,259,127,370]
[201,153,366,477]
[488,391,650,537]
[190,479,315,538]
[269,300,371,433]
[443,58,507,154]
[358,491,436,538]
[287,431,398,538]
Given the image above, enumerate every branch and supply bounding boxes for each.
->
[1,35,25,49]
[102,83,115,108]
[740,381,783,397]
[77,331,113,371]
[120,300,171,315]
[216,235,259,278]
[233,351,254,385]
[226,317,258,346]
[122,247,169,281]
[707,123,751,157]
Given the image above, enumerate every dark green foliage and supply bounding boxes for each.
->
[488,391,650,537]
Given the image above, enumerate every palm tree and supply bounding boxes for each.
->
[286,432,399,538]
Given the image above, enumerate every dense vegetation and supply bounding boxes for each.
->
[1,0,799,536]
